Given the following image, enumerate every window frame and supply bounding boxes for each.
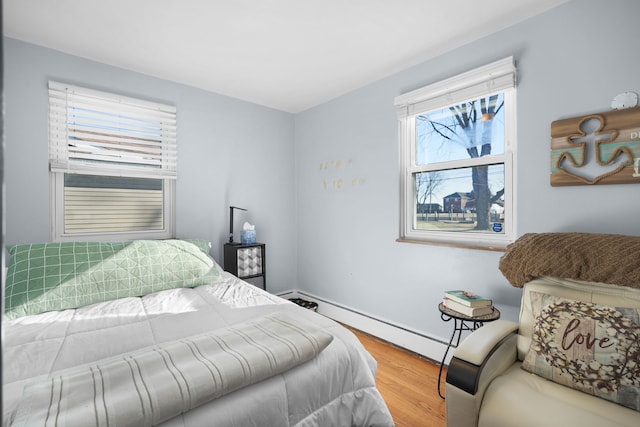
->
[48,81,176,242]
[395,57,517,250]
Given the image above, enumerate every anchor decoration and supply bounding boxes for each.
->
[550,107,640,186]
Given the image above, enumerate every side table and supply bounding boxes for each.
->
[223,243,266,290]
[437,303,500,399]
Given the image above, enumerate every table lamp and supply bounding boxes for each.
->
[228,206,247,244]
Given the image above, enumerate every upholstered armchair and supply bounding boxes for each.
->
[445,233,640,427]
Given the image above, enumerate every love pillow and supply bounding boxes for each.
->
[522,292,640,411]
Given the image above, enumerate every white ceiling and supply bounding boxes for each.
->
[4,0,569,113]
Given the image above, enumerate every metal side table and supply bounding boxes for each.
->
[437,303,500,399]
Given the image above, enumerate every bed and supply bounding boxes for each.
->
[3,239,394,426]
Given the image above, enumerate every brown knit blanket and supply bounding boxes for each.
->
[499,232,640,289]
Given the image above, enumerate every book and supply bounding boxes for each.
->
[442,298,495,317]
[444,290,492,307]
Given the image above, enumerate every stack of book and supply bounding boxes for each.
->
[442,290,494,317]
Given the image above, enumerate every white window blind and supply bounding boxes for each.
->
[48,81,177,179]
[394,57,516,120]
[48,82,176,241]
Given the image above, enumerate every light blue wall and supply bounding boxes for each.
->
[4,38,297,294]
[5,0,640,344]
[294,0,640,342]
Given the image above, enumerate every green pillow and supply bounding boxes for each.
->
[4,239,222,319]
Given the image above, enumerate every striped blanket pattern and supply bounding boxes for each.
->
[11,313,333,427]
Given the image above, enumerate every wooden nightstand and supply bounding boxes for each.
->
[223,243,266,290]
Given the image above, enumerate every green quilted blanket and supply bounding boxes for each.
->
[4,239,221,319]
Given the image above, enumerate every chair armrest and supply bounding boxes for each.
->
[445,320,519,427]
[446,319,518,395]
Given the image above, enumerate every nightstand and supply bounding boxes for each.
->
[223,243,266,290]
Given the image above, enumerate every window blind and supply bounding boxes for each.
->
[49,81,177,179]
[394,56,516,119]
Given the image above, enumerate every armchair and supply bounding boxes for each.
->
[445,233,640,427]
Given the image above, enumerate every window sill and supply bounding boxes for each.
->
[396,238,507,252]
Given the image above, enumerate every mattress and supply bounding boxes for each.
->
[3,272,394,426]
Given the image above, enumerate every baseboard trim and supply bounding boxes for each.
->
[276,289,452,365]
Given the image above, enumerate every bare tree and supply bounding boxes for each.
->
[416,171,444,219]
[420,95,503,230]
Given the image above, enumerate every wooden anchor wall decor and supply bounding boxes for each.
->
[550,107,640,186]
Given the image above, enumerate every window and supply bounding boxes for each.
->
[48,81,177,241]
[395,57,516,249]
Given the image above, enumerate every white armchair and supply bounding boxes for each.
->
[445,319,518,426]
[445,233,640,427]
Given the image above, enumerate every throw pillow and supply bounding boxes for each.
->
[522,292,640,411]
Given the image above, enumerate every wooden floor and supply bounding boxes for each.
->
[350,328,447,427]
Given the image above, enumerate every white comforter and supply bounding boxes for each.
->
[3,273,394,426]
